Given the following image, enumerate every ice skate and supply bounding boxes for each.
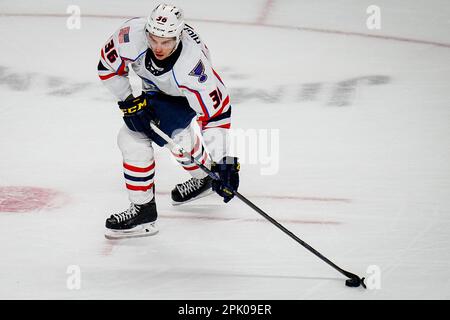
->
[105,199,158,239]
[171,176,214,205]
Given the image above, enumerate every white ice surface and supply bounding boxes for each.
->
[0,0,449,299]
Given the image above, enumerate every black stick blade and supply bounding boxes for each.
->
[345,277,366,289]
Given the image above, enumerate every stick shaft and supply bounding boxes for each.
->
[150,123,360,280]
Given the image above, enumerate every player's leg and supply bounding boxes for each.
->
[105,125,158,239]
[168,123,214,205]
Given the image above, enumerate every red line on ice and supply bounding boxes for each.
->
[256,0,276,24]
[159,213,341,225]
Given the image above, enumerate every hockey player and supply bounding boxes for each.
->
[98,4,240,239]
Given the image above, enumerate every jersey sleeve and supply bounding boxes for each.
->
[173,54,232,161]
[97,25,136,101]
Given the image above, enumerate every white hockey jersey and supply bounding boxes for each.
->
[98,18,232,160]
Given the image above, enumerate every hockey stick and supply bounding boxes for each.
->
[150,122,366,288]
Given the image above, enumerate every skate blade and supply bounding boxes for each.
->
[104,222,158,240]
[171,188,214,206]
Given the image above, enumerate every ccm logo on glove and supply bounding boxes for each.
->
[120,97,148,115]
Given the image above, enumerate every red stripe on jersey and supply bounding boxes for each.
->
[212,68,225,85]
[99,73,116,80]
[178,85,210,119]
[212,95,230,118]
[116,60,126,75]
[126,183,154,191]
[199,95,230,129]
[197,115,209,124]
[123,162,155,173]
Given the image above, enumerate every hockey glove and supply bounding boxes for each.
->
[118,93,159,135]
[211,156,240,203]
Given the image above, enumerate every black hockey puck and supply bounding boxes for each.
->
[345,277,361,287]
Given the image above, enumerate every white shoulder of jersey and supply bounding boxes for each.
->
[172,35,206,83]
[114,17,148,61]
[100,17,148,73]
[98,17,148,100]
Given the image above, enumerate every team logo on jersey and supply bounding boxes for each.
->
[118,26,130,43]
[189,60,208,83]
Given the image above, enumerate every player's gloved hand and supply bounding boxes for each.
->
[211,156,240,203]
[118,93,159,134]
